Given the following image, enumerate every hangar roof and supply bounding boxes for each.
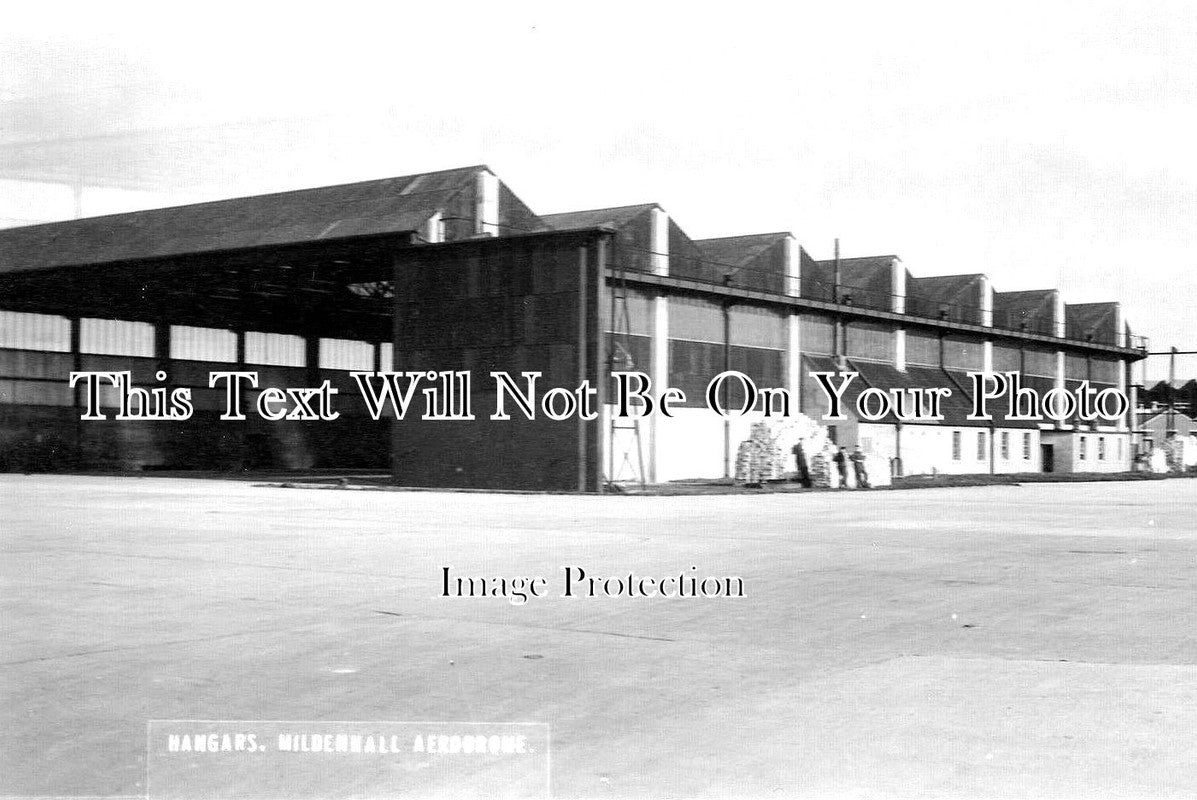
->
[909,274,985,304]
[0,165,484,275]
[542,204,657,232]
[693,232,790,270]
[1065,302,1119,331]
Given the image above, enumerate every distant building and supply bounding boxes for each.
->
[1139,409,1196,443]
[0,165,1149,489]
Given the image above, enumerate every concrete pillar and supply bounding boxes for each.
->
[891,258,906,314]
[649,295,669,483]
[979,275,993,327]
[69,317,83,457]
[895,329,906,372]
[1117,357,1129,432]
[1056,350,1067,430]
[1126,361,1137,444]
[1053,291,1066,338]
[305,336,321,385]
[982,341,993,374]
[475,170,500,237]
[423,211,443,243]
[784,236,801,297]
[650,208,669,276]
[787,313,802,402]
[153,322,171,374]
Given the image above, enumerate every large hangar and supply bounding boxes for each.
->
[0,165,1148,489]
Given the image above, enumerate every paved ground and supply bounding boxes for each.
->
[1,475,1196,799]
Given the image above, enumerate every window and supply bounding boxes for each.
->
[0,311,70,352]
[245,332,305,367]
[1023,433,1032,460]
[1001,431,1010,460]
[170,325,236,362]
[84,318,155,357]
[952,431,962,460]
[319,338,374,371]
[1098,437,1106,461]
[977,431,987,461]
[1079,436,1087,460]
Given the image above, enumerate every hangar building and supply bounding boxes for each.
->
[0,165,1148,490]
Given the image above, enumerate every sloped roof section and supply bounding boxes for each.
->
[814,255,896,288]
[993,289,1057,333]
[812,254,896,311]
[908,274,987,325]
[0,165,485,274]
[694,232,789,269]
[1065,302,1119,342]
[993,289,1055,306]
[542,204,657,232]
[910,274,984,305]
[993,289,1055,315]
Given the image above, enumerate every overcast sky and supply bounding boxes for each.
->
[1,1,1193,379]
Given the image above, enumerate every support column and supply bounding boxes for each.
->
[979,275,993,327]
[650,295,668,484]
[475,170,500,237]
[576,245,589,493]
[647,209,669,483]
[891,257,906,314]
[423,211,444,244]
[650,208,669,276]
[1056,350,1067,431]
[305,336,321,385]
[787,314,802,406]
[1118,357,1129,433]
[153,323,171,373]
[784,236,801,297]
[70,317,82,460]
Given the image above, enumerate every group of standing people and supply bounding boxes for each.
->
[791,440,871,489]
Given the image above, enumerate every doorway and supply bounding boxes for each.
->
[1040,443,1054,473]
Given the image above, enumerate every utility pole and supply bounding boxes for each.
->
[1169,346,1177,435]
[833,238,845,370]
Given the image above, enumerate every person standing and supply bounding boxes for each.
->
[849,444,870,489]
[833,447,849,488]
[792,440,813,488]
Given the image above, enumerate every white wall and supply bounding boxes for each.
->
[896,424,1041,476]
[605,404,796,483]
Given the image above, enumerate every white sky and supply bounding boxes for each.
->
[1,0,1194,380]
